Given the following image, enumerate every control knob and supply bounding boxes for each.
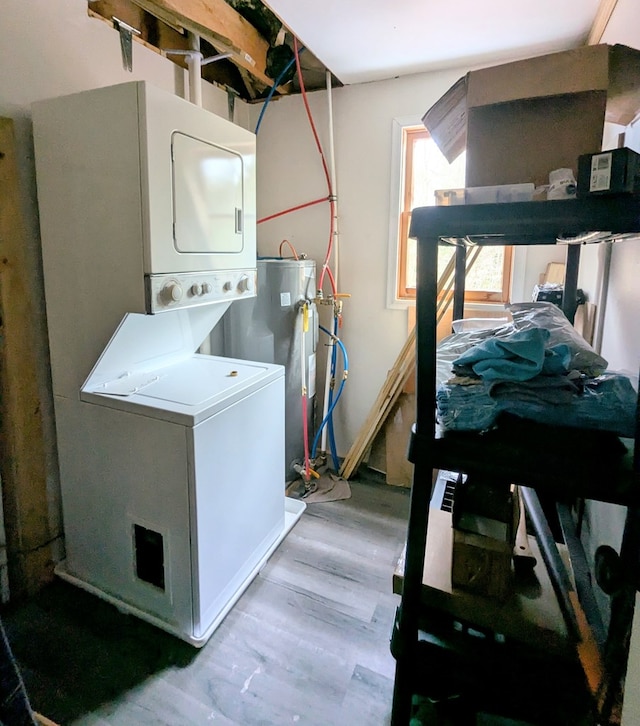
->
[202,282,212,294]
[190,283,202,296]
[162,282,183,304]
[237,275,251,293]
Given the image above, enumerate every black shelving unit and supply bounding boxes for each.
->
[390,196,640,725]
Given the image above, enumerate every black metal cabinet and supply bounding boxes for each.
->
[390,197,640,725]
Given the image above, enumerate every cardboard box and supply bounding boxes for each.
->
[423,44,640,188]
[451,528,513,601]
[384,393,415,488]
[451,482,520,600]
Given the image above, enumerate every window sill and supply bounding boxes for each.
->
[388,298,509,313]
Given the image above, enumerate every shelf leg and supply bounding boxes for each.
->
[390,232,439,725]
[452,243,466,324]
[598,504,640,723]
[563,243,581,324]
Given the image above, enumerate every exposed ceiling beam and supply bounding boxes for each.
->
[587,0,618,45]
[131,0,285,91]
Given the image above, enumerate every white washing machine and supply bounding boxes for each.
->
[32,82,304,645]
[59,307,300,645]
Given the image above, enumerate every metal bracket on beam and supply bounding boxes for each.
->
[226,87,239,123]
[112,17,141,73]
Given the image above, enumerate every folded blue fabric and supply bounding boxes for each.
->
[542,344,572,376]
[436,372,637,437]
[452,327,571,382]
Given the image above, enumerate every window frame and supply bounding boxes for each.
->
[395,124,513,304]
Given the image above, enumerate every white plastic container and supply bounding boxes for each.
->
[465,183,535,204]
[435,184,535,206]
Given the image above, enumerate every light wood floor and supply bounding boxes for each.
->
[3,478,410,726]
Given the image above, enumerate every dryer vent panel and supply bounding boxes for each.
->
[133,524,165,591]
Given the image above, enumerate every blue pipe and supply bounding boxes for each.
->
[311,378,347,463]
[326,318,340,469]
[255,48,305,135]
[312,324,348,467]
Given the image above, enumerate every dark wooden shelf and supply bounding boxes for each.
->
[409,195,640,243]
[415,422,636,507]
[393,509,576,658]
[391,194,640,726]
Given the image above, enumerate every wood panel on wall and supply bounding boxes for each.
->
[0,118,53,597]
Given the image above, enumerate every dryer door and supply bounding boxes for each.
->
[172,131,244,254]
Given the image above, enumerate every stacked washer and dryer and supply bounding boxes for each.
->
[32,81,304,646]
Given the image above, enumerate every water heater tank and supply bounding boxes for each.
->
[224,259,318,480]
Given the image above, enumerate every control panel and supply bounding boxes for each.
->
[145,269,257,313]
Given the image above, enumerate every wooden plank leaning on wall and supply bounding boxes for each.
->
[340,247,482,482]
[0,118,53,598]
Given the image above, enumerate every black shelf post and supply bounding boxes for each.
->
[563,242,581,324]
[390,232,439,725]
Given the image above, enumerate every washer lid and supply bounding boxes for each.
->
[125,356,264,406]
[83,305,229,392]
[83,354,282,425]
[81,306,284,424]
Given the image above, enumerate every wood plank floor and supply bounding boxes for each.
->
[2,478,410,726]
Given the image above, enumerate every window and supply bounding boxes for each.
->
[396,125,512,303]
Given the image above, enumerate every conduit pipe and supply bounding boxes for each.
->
[300,302,311,482]
[164,33,204,107]
[326,69,339,290]
[320,68,340,460]
[187,32,203,108]
[593,241,613,355]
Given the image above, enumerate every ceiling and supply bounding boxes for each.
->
[89,0,337,101]
[262,0,606,85]
[89,0,631,102]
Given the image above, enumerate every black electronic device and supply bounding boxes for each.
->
[577,147,640,197]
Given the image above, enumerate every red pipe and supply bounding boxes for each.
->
[293,37,337,297]
[257,196,328,225]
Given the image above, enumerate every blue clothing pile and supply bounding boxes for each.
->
[451,327,571,382]
[435,315,637,437]
[437,371,637,437]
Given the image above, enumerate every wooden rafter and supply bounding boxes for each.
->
[131,0,284,91]
[90,1,258,99]
[340,247,482,481]
[587,0,619,45]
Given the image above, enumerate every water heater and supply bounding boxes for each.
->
[225,259,318,479]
